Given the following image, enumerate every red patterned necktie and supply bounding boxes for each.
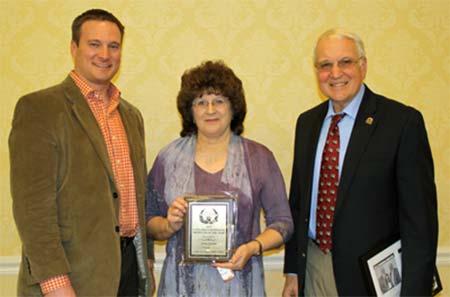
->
[316,113,345,253]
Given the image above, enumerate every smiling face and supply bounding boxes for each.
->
[192,93,233,141]
[70,20,122,90]
[315,36,367,112]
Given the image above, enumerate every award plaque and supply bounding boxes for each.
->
[183,195,237,263]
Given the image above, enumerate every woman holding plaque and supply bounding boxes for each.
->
[146,60,293,296]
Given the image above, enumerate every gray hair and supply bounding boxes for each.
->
[314,28,366,62]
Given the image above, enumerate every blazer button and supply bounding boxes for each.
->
[302,253,306,258]
[112,192,119,199]
[115,226,120,233]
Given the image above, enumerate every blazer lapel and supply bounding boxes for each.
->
[303,102,329,200]
[119,102,142,183]
[335,85,378,213]
[62,77,115,181]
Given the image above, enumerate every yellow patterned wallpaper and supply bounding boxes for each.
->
[1,0,449,294]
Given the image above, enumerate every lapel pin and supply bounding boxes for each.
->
[365,117,374,125]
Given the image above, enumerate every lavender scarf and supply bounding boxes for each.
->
[156,134,265,296]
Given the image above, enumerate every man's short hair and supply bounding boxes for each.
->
[72,9,124,45]
[314,28,366,62]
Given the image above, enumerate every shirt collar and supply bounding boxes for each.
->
[69,70,121,104]
[326,84,365,120]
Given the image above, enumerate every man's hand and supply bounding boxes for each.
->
[44,285,76,297]
[282,275,298,297]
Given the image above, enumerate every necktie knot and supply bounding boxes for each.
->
[330,113,345,130]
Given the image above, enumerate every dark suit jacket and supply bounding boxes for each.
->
[9,76,152,296]
[284,85,438,296]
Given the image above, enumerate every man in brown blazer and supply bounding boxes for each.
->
[9,9,154,296]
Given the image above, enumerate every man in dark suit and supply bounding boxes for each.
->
[378,268,389,293]
[390,263,402,286]
[9,9,154,296]
[282,28,438,296]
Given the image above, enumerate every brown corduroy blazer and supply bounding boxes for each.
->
[9,76,151,296]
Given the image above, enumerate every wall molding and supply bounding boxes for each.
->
[0,256,21,275]
[2,247,449,275]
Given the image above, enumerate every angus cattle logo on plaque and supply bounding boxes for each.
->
[199,207,219,224]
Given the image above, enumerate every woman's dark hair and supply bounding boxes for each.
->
[177,60,247,137]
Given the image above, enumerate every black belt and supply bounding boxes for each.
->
[120,237,134,252]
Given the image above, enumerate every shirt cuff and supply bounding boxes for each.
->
[40,274,71,294]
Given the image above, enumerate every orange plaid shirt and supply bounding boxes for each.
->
[40,71,139,293]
